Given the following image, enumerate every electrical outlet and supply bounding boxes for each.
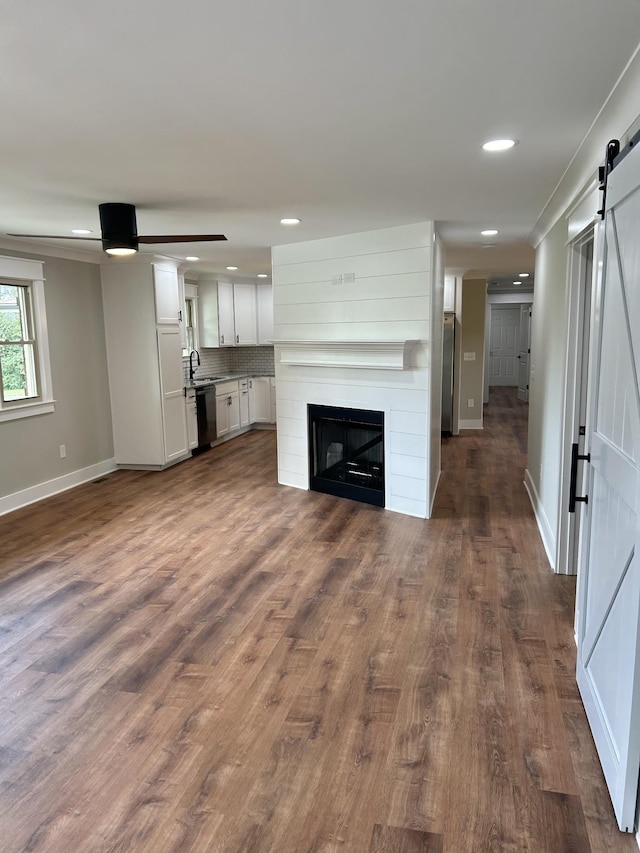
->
[343,272,356,283]
[467,398,474,408]
[59,444,66,458]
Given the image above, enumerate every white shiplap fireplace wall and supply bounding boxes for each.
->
[272,222,441,519]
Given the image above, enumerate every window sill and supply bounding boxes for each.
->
[0,400,55,423]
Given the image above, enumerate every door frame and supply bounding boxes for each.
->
[555,223,598,578]
[555,179,602,578]
[483,293,534,404]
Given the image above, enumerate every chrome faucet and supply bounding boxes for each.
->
[189,349,200,382]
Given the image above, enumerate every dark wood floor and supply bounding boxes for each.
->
[0,387,636,852]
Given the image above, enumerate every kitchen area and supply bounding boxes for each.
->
[100,258,275,470]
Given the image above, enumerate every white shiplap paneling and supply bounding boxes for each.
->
[272,222,434,518]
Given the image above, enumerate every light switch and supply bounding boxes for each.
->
[463,352,476,361]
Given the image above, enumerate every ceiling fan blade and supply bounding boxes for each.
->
[7,233,101,241]
[137,234,227,244]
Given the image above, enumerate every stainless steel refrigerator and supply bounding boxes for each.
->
[441,312,455,434]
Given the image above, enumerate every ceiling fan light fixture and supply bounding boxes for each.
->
[105,246,137,256]
[99,202,139,255]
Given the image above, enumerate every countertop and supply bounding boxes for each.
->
[185,373,274,389]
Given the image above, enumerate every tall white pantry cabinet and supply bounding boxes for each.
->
[101,257,189,468]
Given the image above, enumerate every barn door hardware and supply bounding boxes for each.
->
[597,139,621,218]
[569,441,591,513]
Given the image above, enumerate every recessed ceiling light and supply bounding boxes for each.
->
[257,273,268,278]
[481,229,499,237]
[185,256,199,262]
[482,244,496,249]
[519,272,530,278]
[280,218,301,225]
[482,138,517,152]
[72,229,93,235]
[513,281,522,286]
[226,266,238,271]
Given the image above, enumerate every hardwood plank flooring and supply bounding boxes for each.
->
[0,387,637,852]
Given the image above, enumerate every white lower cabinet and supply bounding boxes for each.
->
[239,379,250,427]
[250,377,272,423]
[215,380,240,438]
[185,388,197,450]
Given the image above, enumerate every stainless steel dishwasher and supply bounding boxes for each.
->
[195,384,217,450]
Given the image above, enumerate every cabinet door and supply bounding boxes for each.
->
[185,391,197,449]
[178,273,187,350]
[228,391,241,432]
[252,377,271,423]
[153,264,181,325]
[233,283,257,345]
[240,386,250,426]
[157,328,188,462]
[218,281,235,346]
[257,283,274,344]
[216,394,230,437]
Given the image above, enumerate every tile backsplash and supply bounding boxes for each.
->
[184,346,274,382]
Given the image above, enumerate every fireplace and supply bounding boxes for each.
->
[308,404,384,507]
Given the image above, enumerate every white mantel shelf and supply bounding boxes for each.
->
[275,339,410,370]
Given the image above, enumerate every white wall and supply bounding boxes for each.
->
[272,222,434,518]
[525,217,569,566]
[0,251,114,512]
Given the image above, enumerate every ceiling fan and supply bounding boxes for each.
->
[8,202,227,256]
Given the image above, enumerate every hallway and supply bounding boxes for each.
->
[0,388,636,851]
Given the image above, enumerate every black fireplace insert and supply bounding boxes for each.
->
[308,404,384,507]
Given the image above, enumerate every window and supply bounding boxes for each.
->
[182,283,199,356]
[0,256,53,422]
[0,283,39,402]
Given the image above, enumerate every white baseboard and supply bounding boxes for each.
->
[523,468,556,570]
[459,419,483,430]
[0,458,117,517]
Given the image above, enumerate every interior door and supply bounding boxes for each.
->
[517,304,531,402]
[488,306,520,386]
[576,140,640,832]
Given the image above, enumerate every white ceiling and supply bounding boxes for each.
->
[2,0,640,280]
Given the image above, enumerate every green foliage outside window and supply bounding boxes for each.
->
[0,285,29,397]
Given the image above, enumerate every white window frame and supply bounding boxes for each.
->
[0,256,54,422]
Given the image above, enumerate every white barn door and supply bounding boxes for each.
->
[576,140,640,832]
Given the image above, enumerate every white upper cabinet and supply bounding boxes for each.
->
[153,263,181,325]
[257,283,274,344]
[218,280,235,346]
[233,282,258,345]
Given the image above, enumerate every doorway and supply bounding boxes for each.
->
[556,229,594,577]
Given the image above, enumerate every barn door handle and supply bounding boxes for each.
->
[569,442,591,513]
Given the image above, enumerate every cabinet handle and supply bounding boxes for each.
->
[249,380,252,388]
[228,396,232,406]
[236,334,240,343]
[178,310,182,322]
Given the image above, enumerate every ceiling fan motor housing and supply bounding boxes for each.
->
[99,203,138,252]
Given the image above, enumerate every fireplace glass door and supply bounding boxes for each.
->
[308,404,384,507]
